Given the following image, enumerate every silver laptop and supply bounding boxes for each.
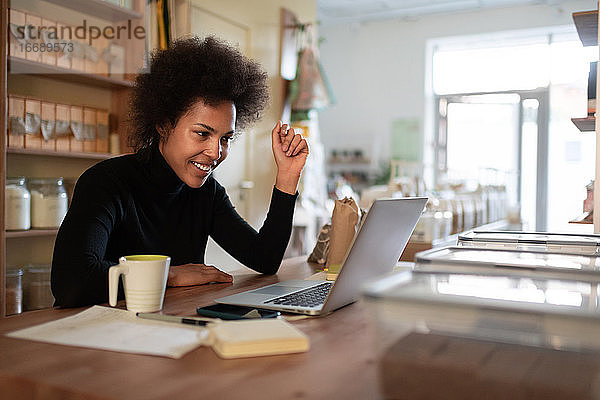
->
[215,197,428,315]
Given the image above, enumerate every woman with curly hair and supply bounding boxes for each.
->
[51,37,309,307]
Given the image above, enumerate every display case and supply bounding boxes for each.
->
[363,270,600,399]
[363,270,600,352]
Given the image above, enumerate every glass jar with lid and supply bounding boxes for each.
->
[5,177,31,230]
[23,264,54,311]
[412,199,439,243]
[6,267,24,315]
[29,178,69,229]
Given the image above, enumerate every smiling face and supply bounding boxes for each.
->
[158,99,235,188]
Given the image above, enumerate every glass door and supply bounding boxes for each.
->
[436,90,548,231]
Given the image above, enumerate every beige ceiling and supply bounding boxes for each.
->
[317,0,571,24]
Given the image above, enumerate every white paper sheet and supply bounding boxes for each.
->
[6,306,208,358]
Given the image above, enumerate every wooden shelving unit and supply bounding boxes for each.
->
[7,147,115,160]
[569,212,593,225]
[5,229,59,239]
[571,10,597,135]
[1,0,7,320]
[8,57,134,89]
[1,0,146,317]
[43,0,142,21]
[573,10,598,46]
[571,116,595,132]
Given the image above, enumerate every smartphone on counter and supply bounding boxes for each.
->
[196,303,280,320]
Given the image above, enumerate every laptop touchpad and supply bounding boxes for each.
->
[253,286,299,295]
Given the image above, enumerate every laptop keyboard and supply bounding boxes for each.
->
[263,282,333,308]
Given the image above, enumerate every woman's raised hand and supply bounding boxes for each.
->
[271,121,309,194]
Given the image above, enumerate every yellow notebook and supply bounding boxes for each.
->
[207,319,309,359]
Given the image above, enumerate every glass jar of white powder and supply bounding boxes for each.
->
[29,178,68,229]
[5,177,31,230]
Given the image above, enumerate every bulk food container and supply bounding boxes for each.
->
[5,267,24,315]
[362,271,600,399]
[23,264,54,311]
[363,271,600,351]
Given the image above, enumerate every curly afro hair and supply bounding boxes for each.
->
[128,36,269,153]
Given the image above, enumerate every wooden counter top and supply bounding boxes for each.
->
[4,255,600,400]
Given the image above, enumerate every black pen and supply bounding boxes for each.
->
[136,312,211,326]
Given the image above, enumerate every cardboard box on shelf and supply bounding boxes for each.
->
[84,42,100,75]
[8,95,26,149]
[55,23,71,70]
[96,37,110,76]
[8,9,26,59]
[55,103,71,152]
[24,98,42,149]
[109,114,120,154]
[40,18,57,66]
[70,105,84,152]
[83,107,97,152]
[107,43,125,77]
[25,13,42,64]
[70,34,86,72]
[96,109,109,153]
[40,101,56,151]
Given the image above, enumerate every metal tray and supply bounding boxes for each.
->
[414,246,600,282]
[457,231,600,254]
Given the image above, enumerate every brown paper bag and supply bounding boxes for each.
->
[326,197,360,276]
[307,223,331,265]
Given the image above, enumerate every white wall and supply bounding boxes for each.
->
[181,0,317,229]
[175,0,317,271]
[318,0,596,178]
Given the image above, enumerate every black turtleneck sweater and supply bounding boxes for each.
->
[51,146,297,307]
